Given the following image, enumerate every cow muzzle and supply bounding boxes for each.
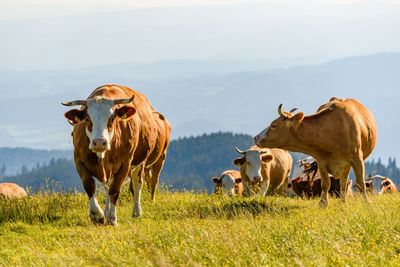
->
[253,176,262,183]
[90,138,110,153]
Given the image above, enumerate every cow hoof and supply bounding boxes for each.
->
[318,200,328,208]
[106,220,118,227]
[132,209,142,218]
[90,212,105,224]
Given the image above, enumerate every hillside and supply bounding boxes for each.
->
[2,132,400,192]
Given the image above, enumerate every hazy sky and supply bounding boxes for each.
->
[3,0,395,20]
[1,0,400,70]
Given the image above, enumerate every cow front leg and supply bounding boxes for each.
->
[76,162,104,224]
[318,166,330,207]
[106,166,130,226]
[130,165,144,217]
[260,179,270,197]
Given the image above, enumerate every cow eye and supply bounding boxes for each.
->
[271,124,277,129]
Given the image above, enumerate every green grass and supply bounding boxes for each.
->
[1,186,400,266]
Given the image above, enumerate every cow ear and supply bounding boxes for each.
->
[116,106,136,119]
[292,112,304,122]
[212,177,220,184]
[294,177,302,183]
[233,157,245,166]
[261,154,273,163]
[64,109,86,125]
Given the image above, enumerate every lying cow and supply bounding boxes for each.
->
[288,177,353,198]
[212,170,243,196]
[233,146,292,196]
[255,97,377,206]
[382,178,398,194]
[364,175,398,195]
[62,84,171,225]
[0,183,27,198]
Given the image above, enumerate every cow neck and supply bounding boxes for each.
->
[288,117,324,159]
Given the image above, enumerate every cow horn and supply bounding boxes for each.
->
[278,104,287,118]
[290,108,298,113]
[61,100,87,106]
[235,147,246,155]
[113,95,135,105]
[300,159,306,166]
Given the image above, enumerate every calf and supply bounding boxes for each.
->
[212,170,243,196]
[233,146,292,196]
[0,183,27,198]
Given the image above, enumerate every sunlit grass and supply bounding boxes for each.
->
[1,186,400,266]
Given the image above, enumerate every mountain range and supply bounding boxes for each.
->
[0,53,399,161]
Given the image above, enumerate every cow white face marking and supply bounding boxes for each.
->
[85,98,115,154]
[255,127,269,146]
[220,174,236,196]
[243,150,263,183]
[368,175,386,195]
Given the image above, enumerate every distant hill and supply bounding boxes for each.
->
[0,53,399,163]
[2,132,398,192]
[0,147,72,176]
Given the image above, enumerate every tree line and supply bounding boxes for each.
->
[1,132,399,192]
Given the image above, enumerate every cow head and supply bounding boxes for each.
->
[382,178,397,193]
[212,174,242,196]
[233,147,273,183]
[62,95,136,158]
[254,104,303,149]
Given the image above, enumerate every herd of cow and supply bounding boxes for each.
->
[212,155,398,198]
[0,84,393,226]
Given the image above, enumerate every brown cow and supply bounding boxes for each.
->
[233,146,292,196]
[288,177,353,198]
[0,183,27,198]
[255,97,377,206]
[212,170,243,196]
[62,85,171,225]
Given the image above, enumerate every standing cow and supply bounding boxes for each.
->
[233,146,292,196]
[62,85,171,225]
[212,170,243,196]
[255,97,377,206]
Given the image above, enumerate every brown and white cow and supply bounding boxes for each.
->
[0,183,27,198]
[212,170,243,196]
[62,85,171,225]
[364,175,398,195]
[233,146,292,196]
[255,97,377,206]
[382,178,398,194]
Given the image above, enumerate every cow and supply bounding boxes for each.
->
[382,178,398,194]
[254,97,377,207]
[233,146,292,196]
[288,177,353,198]
[364,175,398,195]
[0,183,27,198]
[212,170,243,196]
[291,157,321,182]
[62,85,171,225]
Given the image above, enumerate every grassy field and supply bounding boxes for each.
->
[1,186,400,266]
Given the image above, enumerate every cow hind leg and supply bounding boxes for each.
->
[318,166,331,207]
[150,152,167,203]
[352,154,369,202]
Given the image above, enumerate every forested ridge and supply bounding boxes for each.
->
[1,132,399,192]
